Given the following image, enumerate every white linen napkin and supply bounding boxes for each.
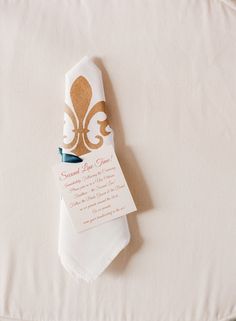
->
[58,56,130,282]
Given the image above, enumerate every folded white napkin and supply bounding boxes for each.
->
[58,56,130,282]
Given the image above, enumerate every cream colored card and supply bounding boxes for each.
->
[53,145,137,232]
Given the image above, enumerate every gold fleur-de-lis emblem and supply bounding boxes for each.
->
[63,76,111,156]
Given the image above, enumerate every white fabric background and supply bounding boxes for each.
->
[0,1,236,321]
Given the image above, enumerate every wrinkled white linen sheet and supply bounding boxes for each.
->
[0,1,236,321]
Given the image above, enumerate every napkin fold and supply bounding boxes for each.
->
[58,56,130,282]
